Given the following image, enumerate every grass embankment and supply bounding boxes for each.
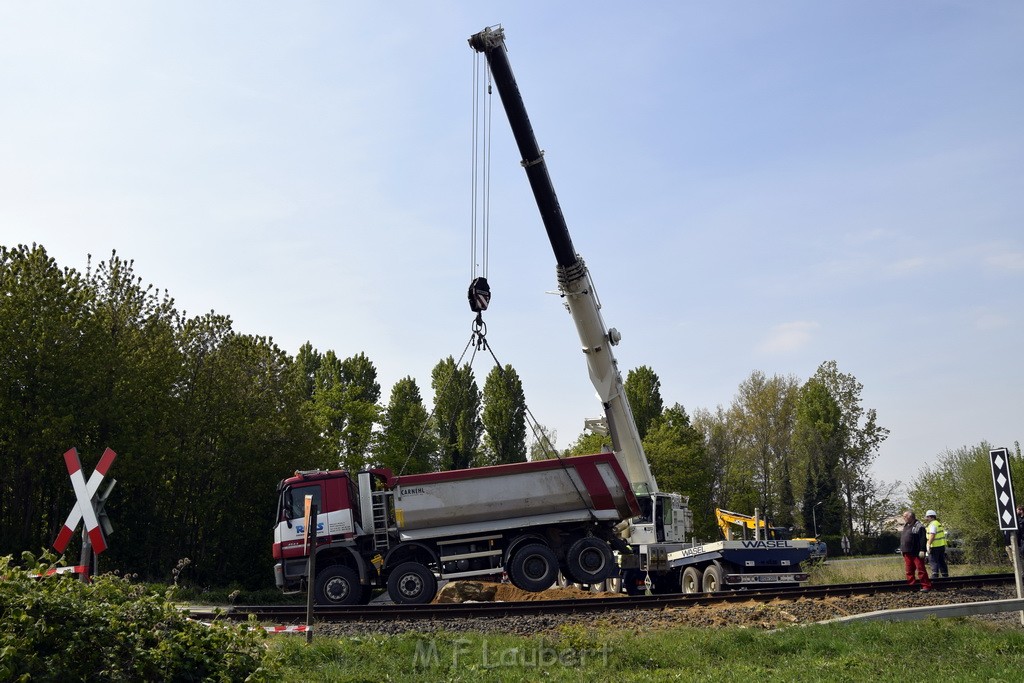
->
[270,620,1024,682]
[806,554,1006,584]
[268,557,1023,682]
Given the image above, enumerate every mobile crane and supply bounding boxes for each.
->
[469,26,813,594]
[272,27,812,606]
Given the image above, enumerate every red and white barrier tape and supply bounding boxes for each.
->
[263,624,311,634]
[192,619,311,635]
[29,566,90,579]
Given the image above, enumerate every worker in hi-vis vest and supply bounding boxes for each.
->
[924,510,948,578]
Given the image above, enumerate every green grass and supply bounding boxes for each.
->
[807,554,1007,584]
[268,619,1024,682]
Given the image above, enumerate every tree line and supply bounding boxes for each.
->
[3,244,900,587]
[0,245,532,587]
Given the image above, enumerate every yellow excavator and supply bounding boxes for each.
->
[715,508,828,561]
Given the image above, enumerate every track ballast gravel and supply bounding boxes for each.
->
[313,584,1022,637]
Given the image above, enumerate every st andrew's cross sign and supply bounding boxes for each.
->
[53,448,117,555]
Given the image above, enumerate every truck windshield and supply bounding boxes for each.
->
[283,483,322,521]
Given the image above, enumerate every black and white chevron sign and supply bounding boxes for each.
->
[989,447,1018,531]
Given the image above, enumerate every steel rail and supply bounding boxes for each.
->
[189,573,1014,623]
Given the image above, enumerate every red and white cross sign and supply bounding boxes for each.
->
[52,447,117,555]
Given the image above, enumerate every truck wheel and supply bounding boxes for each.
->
[622,569,645,595]
[509,544,558,592]
[315,565,363,606]
[702,564,724,593]
[681,566,702,594]
[387,562,437,605]
[565,537,615,584]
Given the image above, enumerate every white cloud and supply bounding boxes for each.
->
[986,252,1024,272]
[757,321,819,354]
[886,257,929,276]
[974,312,1012,331]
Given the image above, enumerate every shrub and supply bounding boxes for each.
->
[0,552,277,681]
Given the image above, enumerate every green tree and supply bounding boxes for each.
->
[0,245,101,556]
[373,376,436,474]
[431,357,482,470]
[564,430,612,456]
[338,352,382,470]
[1,245,327,586]
[625,366,664,440]
[692,405,748,526]
[794,378,844,537]
[84,252,182,575]
[811,361,889,540]
[644,404,716,540]
[198,332,313,585]
[293,342,321,401]
[527,424,558,461]
[854,476,905,543]
[481,364,527,465]
[309,351,381,473]
[732,371,799,523]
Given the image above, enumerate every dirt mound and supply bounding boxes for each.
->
[434,580,624,603]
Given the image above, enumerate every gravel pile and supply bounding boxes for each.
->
[313,584,1023,638]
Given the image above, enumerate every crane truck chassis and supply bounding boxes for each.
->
[272,26,812,605]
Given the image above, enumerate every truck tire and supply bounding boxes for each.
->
[314,565,363,606]
[622,569,646,595]
[387,562,437,605]
[681,566,702,594]
[508,543,558,592]
[702,563,724,593]
[565,537,615,584]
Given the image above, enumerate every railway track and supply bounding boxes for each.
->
[190,572,1014,623]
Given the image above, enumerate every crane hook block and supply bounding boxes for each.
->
[468,277,491,313]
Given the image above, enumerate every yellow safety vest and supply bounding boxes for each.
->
[927,520,947,547]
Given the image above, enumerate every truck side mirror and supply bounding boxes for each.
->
[282,491,294,527]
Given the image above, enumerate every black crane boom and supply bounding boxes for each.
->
[469,26,578,269]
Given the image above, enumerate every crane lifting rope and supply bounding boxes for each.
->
[468,41,493,332]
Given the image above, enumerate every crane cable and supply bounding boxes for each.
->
[398,57,495,477]
[466,47,564,465]
[467,48,492,337]
[400,48,569,477]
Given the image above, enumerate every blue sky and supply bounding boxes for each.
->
[2,3,1021,492]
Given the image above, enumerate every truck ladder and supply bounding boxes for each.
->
[371,490,392,551]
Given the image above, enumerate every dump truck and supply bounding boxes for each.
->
[274,452,638,604]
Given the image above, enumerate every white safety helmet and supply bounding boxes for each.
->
[925,509,937,518]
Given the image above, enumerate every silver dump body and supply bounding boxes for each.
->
[388,452,638,541]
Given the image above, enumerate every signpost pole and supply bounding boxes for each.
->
[989,447,1022,625]
[1011,534,1024,626]
[304,498,318,644]
[78,529,93,583]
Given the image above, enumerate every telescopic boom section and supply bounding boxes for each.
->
[469,26,658,496]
